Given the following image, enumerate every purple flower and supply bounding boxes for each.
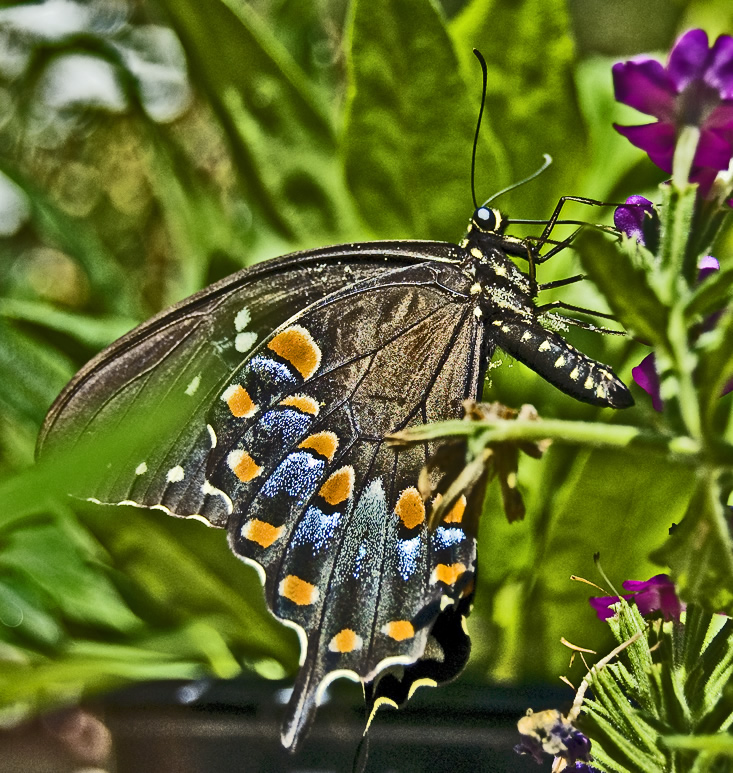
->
[590,574,683,622]
[632,353,664,412]
[614,196,733,409]
[613,30,733,194]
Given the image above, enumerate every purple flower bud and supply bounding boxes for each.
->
[613,195,656,246]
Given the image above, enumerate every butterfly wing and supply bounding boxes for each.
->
[38,242,460,524]
[39,242,486,748]
[204,260,484,746]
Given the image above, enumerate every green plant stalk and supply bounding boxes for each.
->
[391,418,733,464]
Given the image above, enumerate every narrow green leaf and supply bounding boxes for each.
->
[653,474,733,614]
[0,322,74,427]
[696,306,733,437]
[157,0,355,242]
[344,0,502,240]
[576,229,669,346]
[583,695,667,773]
[0,299,136,350]
[0,523,142,634]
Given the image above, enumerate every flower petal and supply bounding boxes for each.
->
[698,255,720,281]
[632,353,663,411]
[614,122,676,172]
[667,29,711,92]
[613,59,676,119]
[693,129,733,169]
[589,594,631,621]
[705,101,733,129]
[623,575,683,621]
[705,34,733,99]
[622,574,672,592]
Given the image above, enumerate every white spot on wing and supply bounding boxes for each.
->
[235,331,258,353]
[207,424,217,448]
[135,462,148,475]
[234,307,251,331]
[185,375,201,396]
[167,465,185,483]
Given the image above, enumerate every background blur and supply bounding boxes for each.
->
[0,0,731,770]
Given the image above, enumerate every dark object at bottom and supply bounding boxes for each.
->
[0,677,569,772]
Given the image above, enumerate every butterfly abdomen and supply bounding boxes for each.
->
[489,317,633,408]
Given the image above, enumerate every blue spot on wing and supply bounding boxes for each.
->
[251,408,312,450]
[397,536,421,580]
[432,526,466,550]
[292,505,341,554]
[245,355,299,401]
[261,451,325,506]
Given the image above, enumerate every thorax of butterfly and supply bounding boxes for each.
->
[38,201,632,751]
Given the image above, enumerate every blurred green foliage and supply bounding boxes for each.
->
[0,0,731,729]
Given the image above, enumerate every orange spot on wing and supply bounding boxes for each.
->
[279,575,319,606]
[443,495,467,524]
[268,326,321,379]
[431,563,467,585]
[241,519,284,548]
[381,620,415,641]
[395,487,425,529]
[299,431,339,461]
[280,394,319,415]
[228,450,262,482]
[328,628,363,653]
[223,384,257,418]
[319,466,354,505]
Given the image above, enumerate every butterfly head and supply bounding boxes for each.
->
[470,206,506,236]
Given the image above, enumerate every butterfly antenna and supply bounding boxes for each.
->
[471,49,488,210]
[483,153,553,206]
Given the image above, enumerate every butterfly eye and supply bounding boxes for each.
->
[472,206,501,233]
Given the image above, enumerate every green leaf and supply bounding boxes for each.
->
[344,0,503,241]
[157,0,356,243]
[0,522,141,634]
[653,473,733,615]
[79,504,299,670]
[0,299,136,351]
[0,322,74,428]
[576,229,669,346]
[450,0,581,216]
[696,306,733,437]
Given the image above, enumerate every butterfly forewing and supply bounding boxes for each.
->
[38,244,458,523]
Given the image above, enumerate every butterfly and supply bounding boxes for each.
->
[37,197,633,749]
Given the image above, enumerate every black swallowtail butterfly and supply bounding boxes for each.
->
[37,53,633,750]
[37,202,632,747]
